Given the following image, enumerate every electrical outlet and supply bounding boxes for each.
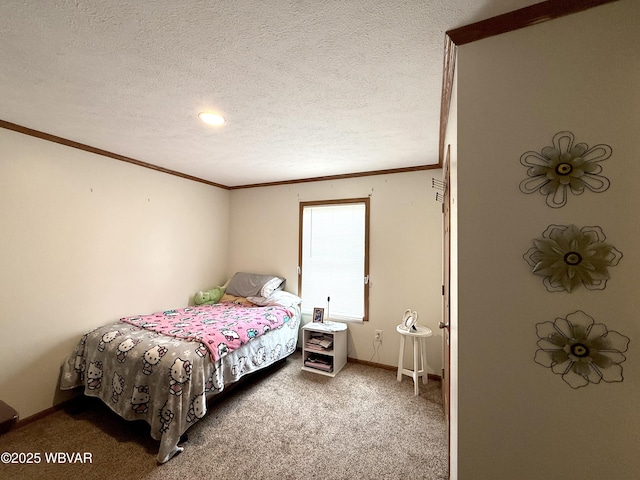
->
[374,330,382,342]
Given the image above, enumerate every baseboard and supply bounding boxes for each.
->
[15,355,292,431]
[14,394,82,430]
[14,354,440,432]
[347,356,442,382]
[296,346,441,381]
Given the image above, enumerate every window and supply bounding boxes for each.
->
[298,198,370,322]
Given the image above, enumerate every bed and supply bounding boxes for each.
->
[60,273,301,463]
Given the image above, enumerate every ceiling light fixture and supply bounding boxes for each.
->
[198,112,226,126]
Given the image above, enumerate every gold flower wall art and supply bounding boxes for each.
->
[524,224,622,293]
[519,131,611,208]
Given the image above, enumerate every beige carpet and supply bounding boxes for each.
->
[0,352,448,479]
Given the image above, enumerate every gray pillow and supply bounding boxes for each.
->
[225,272,285,298]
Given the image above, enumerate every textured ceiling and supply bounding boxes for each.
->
[0,0,540,187]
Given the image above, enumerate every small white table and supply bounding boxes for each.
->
[396,324,433,395]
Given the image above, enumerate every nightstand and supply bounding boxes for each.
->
[301,321,348,377]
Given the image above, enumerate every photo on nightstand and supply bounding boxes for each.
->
[312,307,324,323]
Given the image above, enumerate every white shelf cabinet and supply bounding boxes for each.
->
[301,321,348,377]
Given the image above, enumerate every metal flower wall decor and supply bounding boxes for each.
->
[534,311,629,389]
[524,224,622,292]
[519,131,611,208]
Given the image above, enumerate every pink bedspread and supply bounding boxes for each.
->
[120,303,294,362]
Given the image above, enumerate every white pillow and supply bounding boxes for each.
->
[248,291,302,308]
[260,276,285,298]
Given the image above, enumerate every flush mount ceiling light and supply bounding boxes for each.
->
[198,112,225,126]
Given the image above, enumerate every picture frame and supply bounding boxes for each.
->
[312,307,325,323]
[401,309,418,331]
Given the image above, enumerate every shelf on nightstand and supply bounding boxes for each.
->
[301,321,348,377]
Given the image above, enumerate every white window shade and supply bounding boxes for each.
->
[301,203,365,322]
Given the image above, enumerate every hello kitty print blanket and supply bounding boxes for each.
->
[119,303,294,362]
[60,303,300,464]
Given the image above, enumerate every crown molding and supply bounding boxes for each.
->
[438,0,619,165]
[1,119,439,190]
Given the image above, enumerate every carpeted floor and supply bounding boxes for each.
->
[0,351,448,479]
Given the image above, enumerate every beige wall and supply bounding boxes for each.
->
[0,126,443,421]
[0,128,230,419]
[454,1,640,478]
[227,172,444,371]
